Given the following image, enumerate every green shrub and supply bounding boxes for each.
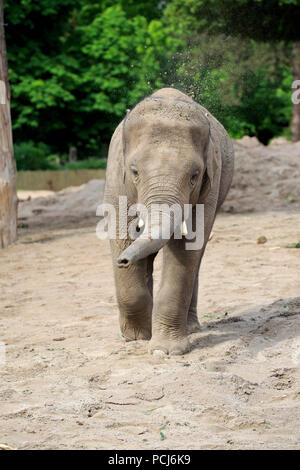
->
[14,141,52,171]
[14,143,107,171]
[225,67,293,143]
[64,158,107,170]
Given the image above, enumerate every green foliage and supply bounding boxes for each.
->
[164,34,292,142]
[6,1,181,158]
[78,0,163,22]
[63,158,107,170]
[15,141,107,171]
[228,67,293,142]
[166,0,300,41]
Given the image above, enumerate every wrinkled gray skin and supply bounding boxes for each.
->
[104,88,234,355]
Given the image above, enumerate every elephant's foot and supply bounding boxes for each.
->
[120,317,151,341]
[187,311,201,334]
[149,333,190,356]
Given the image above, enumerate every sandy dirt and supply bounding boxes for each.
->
[0,140,300,450]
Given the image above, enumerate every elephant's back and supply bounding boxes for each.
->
[151,88,194,103]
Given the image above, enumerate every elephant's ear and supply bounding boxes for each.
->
[199,133,219,202]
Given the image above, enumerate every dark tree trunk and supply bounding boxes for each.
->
[291,42,300,142]
[0,0,18,249]
[0,0,17,248]
[68,146,78,162]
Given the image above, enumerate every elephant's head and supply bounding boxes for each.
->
[117,88,218,268]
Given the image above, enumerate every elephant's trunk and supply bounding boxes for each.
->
[117,235,168,268]
[117,210,178,268]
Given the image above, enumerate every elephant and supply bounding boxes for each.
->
[103,87,234,355]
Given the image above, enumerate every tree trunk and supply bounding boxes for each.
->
[291,42,300,142]
[0,0,17,248]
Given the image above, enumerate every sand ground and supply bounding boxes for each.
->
[1,207,299,449]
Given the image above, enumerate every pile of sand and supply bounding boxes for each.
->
[18,179,105,230]
[223,139,300,213]
[18,139,300,231]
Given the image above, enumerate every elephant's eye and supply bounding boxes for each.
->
[190,170,200,185]
[130,166,139,178]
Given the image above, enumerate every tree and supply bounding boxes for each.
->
[166,0,300,141]
[5,1,180,157]
[291,42,300,141]
[0,0,17,248]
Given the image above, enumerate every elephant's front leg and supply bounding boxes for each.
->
[111,240,154,341]
[149,239,201,355]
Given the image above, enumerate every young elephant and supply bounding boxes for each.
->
[104,88,234,355]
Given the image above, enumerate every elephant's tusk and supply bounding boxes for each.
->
[181,220,188,237]
[137,218,144,229]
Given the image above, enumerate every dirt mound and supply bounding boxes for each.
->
[18,179,104,231]
[222,140,300,213]
[235,135,262,148]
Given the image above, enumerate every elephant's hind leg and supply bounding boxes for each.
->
[187,273,201,334]
[111,241,154,341]
[146,253,157,298]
